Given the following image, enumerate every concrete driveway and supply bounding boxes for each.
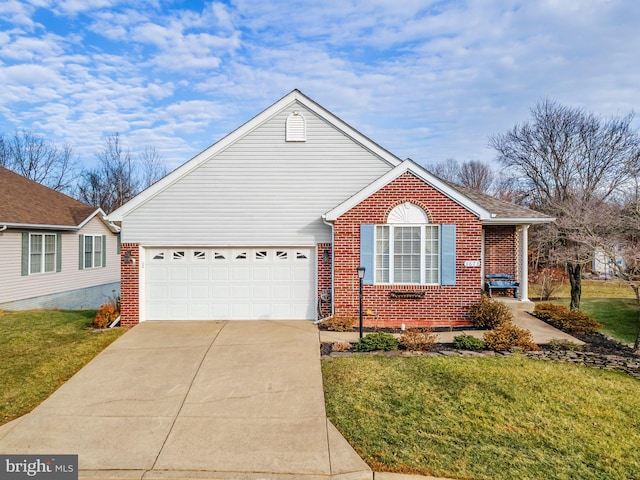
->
[0,321,370,480]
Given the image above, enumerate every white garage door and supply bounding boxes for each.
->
[145,247,316,320]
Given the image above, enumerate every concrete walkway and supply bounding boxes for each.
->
[0,321,371,480]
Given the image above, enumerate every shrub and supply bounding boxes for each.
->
[399,328,438,351]
[533,303,602,334]
[548,339,584,352]
[453,334,486,351]
[331,341,352,352]
[92,304,119,329]
[483,322,539,352]
[322,314,355,332]
[530,267,565,300]
[469,295,513,329]
[354,332,399,352]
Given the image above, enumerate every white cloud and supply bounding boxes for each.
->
[0,0,639,171]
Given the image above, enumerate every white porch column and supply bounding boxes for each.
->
[519,225,530,301]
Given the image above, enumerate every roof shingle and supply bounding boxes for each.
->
[0,166,97,227]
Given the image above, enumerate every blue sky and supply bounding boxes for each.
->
[0,0,639,171]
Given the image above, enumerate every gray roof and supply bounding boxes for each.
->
[444,180,554,224]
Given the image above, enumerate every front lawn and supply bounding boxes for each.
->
[0,310,125,425]
[322,355,640,480]
[536,279,639,344]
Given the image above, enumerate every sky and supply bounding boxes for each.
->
[0,0,639,172]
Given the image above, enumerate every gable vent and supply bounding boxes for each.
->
[286,111,306,142]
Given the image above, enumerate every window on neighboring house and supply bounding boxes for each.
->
[80,234,106,269]
[360,203,456,286]
[27,233,58,275]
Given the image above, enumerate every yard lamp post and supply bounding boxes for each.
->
[357,266,366,339]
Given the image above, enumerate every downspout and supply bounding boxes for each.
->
[315,215,335,324]
[0,225,7,232]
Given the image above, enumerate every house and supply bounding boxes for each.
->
[0,167,120,310]
[109,90,553,327]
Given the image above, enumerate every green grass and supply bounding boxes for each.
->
[322,355,640,480]
[0,310,125,425]
[534,279,639,344]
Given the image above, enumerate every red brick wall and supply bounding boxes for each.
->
[120,243,140,326]
[317,243,332,319]
[484,225,516,275]
[333,172,483,328]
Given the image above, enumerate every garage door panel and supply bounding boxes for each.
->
[190,266,210,281]
[145,247,315,321]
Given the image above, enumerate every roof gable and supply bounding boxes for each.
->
[324,160,554,224]
[109,89,403,221]
[0,167,109,229]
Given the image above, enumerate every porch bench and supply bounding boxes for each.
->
[485,274,519,298]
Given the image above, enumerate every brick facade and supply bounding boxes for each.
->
[483,225,517,276]
[119,243,140,326]
[332,172,484,328]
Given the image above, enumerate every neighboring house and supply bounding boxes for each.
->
[109,90,553,327]
[592,246,624,279]
[0,167,120,310]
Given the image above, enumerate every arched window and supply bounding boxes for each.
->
[374,203,440,284]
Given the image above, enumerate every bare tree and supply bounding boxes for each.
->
[76,133,139,213]
[490,99,640,310]
[458,160,495,193]
[0,130,77,193]
[426,158,460,183]
[571,200,640,354]
[139,146,168,190]
[426,158,496,194]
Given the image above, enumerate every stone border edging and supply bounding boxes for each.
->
[323,348,640,379]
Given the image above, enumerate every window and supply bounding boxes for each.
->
[374,225,439,284]
[80,234,106,269]
[28,233,58,275]
[360,203,456,286]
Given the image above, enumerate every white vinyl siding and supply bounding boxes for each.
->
[0,218,120,305]
[122,103,394,246]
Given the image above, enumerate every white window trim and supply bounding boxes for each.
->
[83,234,103,269]
[29,233,57,275]
[374,224,440,285]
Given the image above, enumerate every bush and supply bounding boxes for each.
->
[322,314,355,332]
[399,328,438,351]
[355,332,399,352]
[469,295,513,329]
[92,304,119,329]
[453,334,486,351]
[483,322,539,352]
[331,341,352,352]
[530,267,565,300]
[548,339,584,352]
[533,303,602,334]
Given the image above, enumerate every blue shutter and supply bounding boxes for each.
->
[360,224,375,285]
[440,225,456,285]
